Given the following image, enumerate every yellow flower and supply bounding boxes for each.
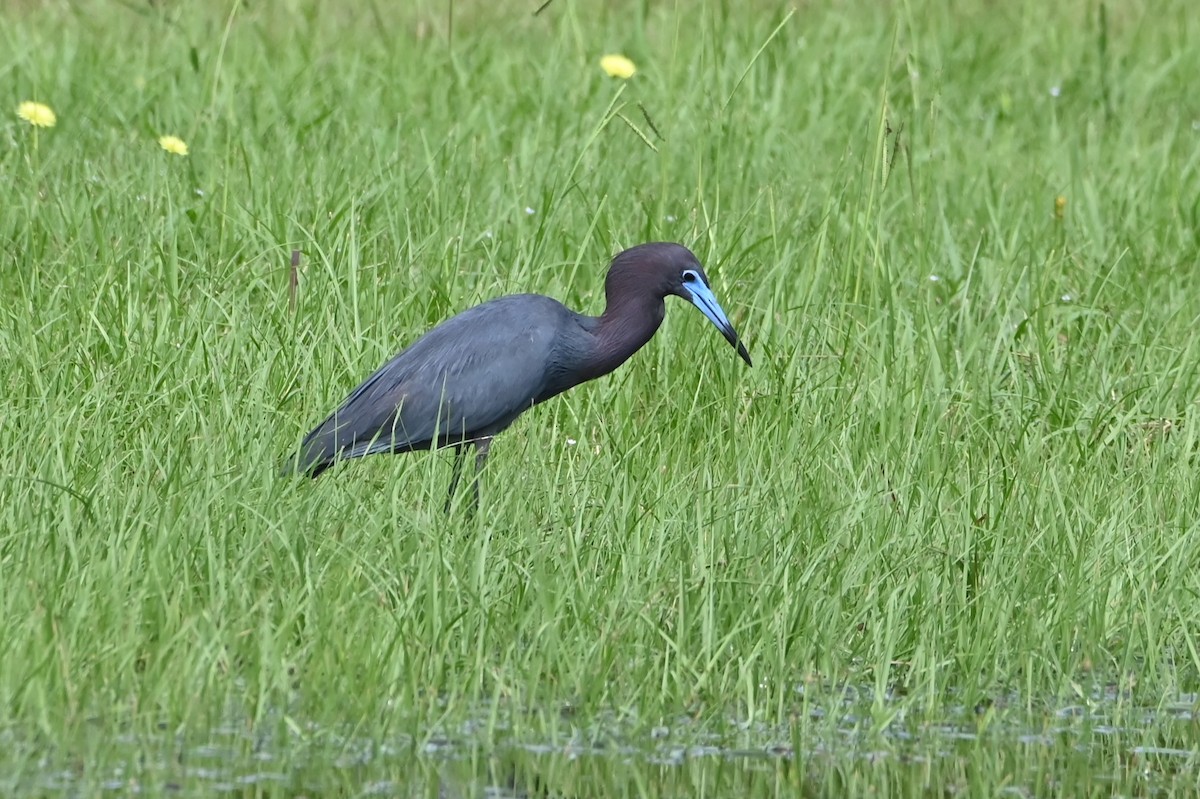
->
[600,54,637,79]
[17,101,56,128]
[1054,195,1066,221]
[158,135,189,156]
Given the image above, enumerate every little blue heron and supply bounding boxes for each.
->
[283,242,752,507]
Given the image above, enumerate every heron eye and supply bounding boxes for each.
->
[682,270,699,283]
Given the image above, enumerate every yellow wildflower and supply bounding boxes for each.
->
[158,135,189,156]
[1054,195,1066,221]
[17,101,56,128]
[600,54,637,79]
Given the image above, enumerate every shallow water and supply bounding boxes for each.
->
[4,685,1197,796]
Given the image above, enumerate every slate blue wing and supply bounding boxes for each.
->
[286,295,568,476]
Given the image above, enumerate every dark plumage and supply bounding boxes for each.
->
[284,242,751,507]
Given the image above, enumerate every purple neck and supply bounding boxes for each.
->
[586,293,665,378]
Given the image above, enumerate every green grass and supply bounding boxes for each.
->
[3,0,1200,794]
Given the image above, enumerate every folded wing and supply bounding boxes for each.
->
[287,295,568,476]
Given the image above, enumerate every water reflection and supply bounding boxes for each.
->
[3,687,1197,796]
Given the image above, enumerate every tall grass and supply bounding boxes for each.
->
[2,0,1199,793]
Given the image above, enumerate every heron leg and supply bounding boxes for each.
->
[471,437,492,509]
[444,445,468,514]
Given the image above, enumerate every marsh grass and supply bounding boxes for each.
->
[3,0,1200,793]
